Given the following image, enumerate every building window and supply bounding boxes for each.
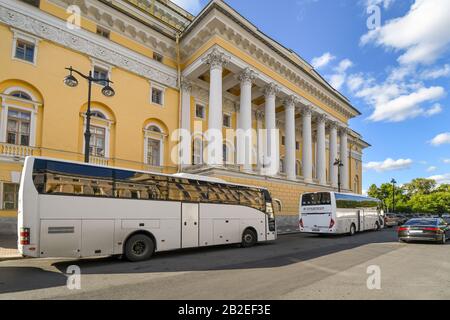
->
[296,141,300,150]
[153,52,163,63]
[193,138,203,165]
[281,136,285,146]
[93,66,109,87]
[223,114,231,128]
[11,91,32,100]
[15,39,35,63]
[96,26,110,39]
[7,109,31,146]
[2,183,19,210]
[147,138,161,166]
[89,126,106,157]
[150,84,165,106]
[195,104,205,119]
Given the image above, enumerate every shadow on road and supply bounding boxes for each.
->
[0,229,404,295]
[0,236,17,250]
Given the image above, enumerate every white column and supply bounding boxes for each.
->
[256,110,264,172]
[180,80,192,166]
[203,48,229,166]
[0,104,8,143]
[340,128,349,190]
[263,83,280,176]
[316,114,327,185]
[284,96,297,180]
[329,122,338,188]
[301,105,313,183]
[237,68,257,172]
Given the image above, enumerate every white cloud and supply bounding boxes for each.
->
[427,166,437,172]
[425,103,443,117]
[428,173,450,185]
[367,86,445,122]
[311,52,335,69]
[443,159,450,164]
[328,74,346,90]
[335,59,353,73]
[361,0,450,65]
[420,64,450,80]
[430,132,450,146]
[171,0,202,13]
[363,158,413,172]
[347,74,366,92]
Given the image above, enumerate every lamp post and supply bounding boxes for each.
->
[391,178,397,213]
[333,158,344,193]
[64,66,115,163]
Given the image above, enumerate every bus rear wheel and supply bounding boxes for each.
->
[124,234,155,262]
[349,224,356,236]
[241,229,257,248]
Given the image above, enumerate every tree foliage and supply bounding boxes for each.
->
[368,180,450,214]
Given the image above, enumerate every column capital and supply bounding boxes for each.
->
[339,126,351,136]
[180,78,192,94]
[314,113,328,124]
[202,48,230,71]
[299,104,314,116]
[327,120,340,130]
[238,67,258,85]
[255,110,265,120]
[264,83,281,99]
[284,95,299,109]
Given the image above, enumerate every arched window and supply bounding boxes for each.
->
[10,91,32,100]
[144,124,165,167]
[91,111,106,119]
[192,138,203,165]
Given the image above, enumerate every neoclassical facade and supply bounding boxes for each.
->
[0,0,369,232]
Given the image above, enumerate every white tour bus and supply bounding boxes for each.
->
[18,157,277,261]
[299,192,382,236]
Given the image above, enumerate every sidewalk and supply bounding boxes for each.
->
[0,235,21,261]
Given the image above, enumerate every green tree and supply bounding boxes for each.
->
[404,178,436,196]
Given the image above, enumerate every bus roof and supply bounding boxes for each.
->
[26,156,268,191]
[302,191,380,202]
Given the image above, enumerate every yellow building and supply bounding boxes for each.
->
[0,0,369,233]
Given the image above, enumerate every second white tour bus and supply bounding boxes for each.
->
[299,192,382,236]
[18,157,277,261]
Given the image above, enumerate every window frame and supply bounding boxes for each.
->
[91,59,112,87]
[223,113,232,128]
[1,182,19,210]
[150,83,166,106]
[195,104,206,120]
[11,29,39,66]
[81,109,112,159]
[144,124,166,167]
[6,108,32,146]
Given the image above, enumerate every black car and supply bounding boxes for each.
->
[396,214,408,225]
[398,218,449,244]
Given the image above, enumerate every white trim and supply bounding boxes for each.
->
[91,59,113,87]
[150,82,166,107]
[10,28,40,66]
[195,102,206,120]
[3,87,38,103]
[144,124,166,166]
[0,100,37,146]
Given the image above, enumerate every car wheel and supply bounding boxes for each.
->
[375,221,380,231]
[124,234,155,262]
[241,229,257,248]
[349,224,356,236]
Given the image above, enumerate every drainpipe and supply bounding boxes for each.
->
[176,32,182,174]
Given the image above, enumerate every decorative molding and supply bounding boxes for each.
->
[283,95,298,109]
[180,78,192,94]
[202,48,230,71]
[238,67,257,85]
[264,83,280,98]
[0,0,178,88]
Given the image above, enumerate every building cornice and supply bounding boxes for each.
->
[0,0,178,88]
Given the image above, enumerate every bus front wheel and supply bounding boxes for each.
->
[241,229,257,248]
[124,234,155,262]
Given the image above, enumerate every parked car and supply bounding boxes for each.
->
[443,216,450,225]
[396,214,408,225]
[385,214,400,227]
[398,218,449,244]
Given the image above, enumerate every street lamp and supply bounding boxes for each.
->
[334,158,344,193]
[64,66,115,163]
[391,178,397,213]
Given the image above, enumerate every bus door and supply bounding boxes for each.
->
[181,203,199,248]
[357,210,364,232]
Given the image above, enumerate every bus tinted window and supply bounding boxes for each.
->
[32,159,268,212]
[302,192,331,206]
[335,193,380,209]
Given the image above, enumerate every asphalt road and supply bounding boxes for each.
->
[1,228,449,300]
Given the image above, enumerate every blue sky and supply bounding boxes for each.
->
[174,0,450,192]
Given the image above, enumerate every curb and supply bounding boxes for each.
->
[0,255,24,262]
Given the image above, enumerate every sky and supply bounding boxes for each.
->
[172,0,450,192]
